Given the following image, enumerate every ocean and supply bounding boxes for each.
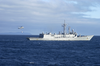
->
[0,35,100,66]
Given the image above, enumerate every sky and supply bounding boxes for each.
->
[0,0,100,35]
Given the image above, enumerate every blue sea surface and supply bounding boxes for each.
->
[0,35,100,66]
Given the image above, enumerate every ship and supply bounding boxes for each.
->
[28,22,93,41]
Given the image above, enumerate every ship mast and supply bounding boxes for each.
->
[68,26,70,34]
[62,20,67,35]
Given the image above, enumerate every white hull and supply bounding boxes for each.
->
[28,35,93,41]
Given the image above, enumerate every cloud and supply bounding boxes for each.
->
[0,0,98,20]
[0,0,100,35]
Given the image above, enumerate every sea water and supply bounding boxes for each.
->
[0,35,100,66]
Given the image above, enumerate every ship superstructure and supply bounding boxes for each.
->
[28,22,93,41]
